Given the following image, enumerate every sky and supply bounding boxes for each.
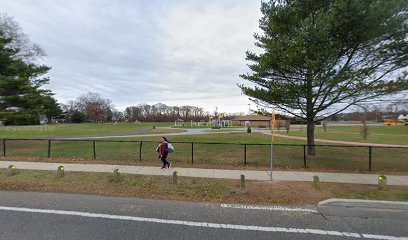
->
[1,0,263,113]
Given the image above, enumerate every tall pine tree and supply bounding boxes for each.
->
[0,15,59,125]
[240,0,408,154]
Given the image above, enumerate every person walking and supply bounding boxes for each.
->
[157,137,170,169]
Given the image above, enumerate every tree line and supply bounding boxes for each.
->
[60,92,240,123]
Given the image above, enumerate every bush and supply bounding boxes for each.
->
[247,127,252,133]
[4,113,39,125]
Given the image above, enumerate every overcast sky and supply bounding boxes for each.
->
[2,0,263,113]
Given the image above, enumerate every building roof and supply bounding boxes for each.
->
[233,115,271,121]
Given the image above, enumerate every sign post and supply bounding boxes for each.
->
[270,109,275,181]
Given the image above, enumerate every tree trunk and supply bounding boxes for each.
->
[306,119,316,156]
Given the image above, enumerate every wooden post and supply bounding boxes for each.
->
[313,175,320,190]
[240,174,245,188]
[173,171,178,184]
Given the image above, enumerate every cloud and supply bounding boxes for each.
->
[2,0,262,113]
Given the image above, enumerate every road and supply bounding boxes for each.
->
[0,191,407,239]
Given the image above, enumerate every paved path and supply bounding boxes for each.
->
[1,161,407,186]
[48,127,245,140]
[262,132,408,148]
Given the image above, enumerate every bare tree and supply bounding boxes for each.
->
[76,92,112,122]
[0,14,45,62]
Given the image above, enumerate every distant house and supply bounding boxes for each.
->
[233,115,271,127]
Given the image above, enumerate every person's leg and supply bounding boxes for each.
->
[163,152,170,168]
[161,156,167,168]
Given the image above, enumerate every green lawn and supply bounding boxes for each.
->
[2,132,407,174]
[282,126,408,145]
[0,122,173,138]
[1,124,407,174]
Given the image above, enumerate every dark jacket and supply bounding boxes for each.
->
[158,142,168,156]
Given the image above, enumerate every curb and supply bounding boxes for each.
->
[318,198,408,210]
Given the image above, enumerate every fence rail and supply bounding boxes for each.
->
[1,138,407,173]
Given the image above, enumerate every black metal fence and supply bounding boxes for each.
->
[1,138,408,173]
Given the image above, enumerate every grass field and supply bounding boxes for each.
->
[1,124,407,174]
[282,126,408,145]
[1,169,407,205]
[2,137,407,174]
[0,122,173,138]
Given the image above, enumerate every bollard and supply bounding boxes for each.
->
[313,175,320,190]
[8,165,17,176]
[173,171,178,184]
[240,174,245,189]
[57,166,65,178]
[378,175,387,190]
[113,169,120,183]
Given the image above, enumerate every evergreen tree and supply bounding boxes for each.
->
[0,16,59,125]
[240,0,408,154]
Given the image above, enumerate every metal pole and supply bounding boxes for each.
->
[93,140,96,160]
[3,139,5,157]
[270,109,275,181]
[303,145,307,168]
[270,138,273,181]
[48,140,51,158]
[369,146,372,172]
[139,141,143,162]
[244,144,247,166]
[191,142,194,164]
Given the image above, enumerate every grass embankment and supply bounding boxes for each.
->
[0,122,173,138]
[282,126,408,145]
[0,169,407,205]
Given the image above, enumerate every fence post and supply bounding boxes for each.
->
[3,139,5,157]
[368,146,372,172]
[303,145,307,168]
[139,141,143,162]
[93,140,96,160]
[244,144,247,166]
[191,142,194,164]
[48,140,51,158]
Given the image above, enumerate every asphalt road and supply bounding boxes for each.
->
[0,191,407,240]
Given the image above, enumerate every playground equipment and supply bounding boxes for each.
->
[190,120,209,127]
[208,108,232,128]
[174,119,184,127]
